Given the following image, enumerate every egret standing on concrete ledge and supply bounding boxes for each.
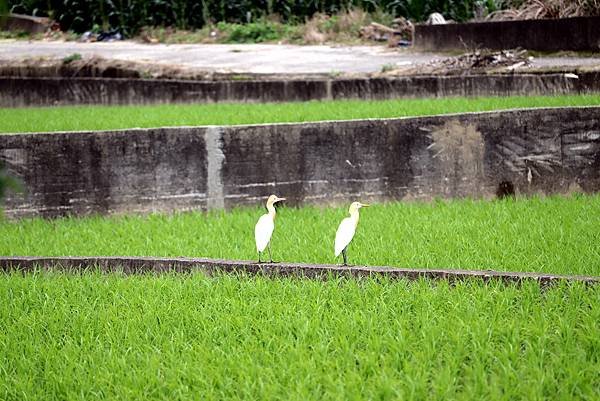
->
[335,201,369,266]
[255,194,286,263]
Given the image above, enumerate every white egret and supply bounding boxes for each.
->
[334,201,369,266]
[254,194,286,263]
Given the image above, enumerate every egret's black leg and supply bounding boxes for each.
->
[342,248,348,266]
[258,251,262,264]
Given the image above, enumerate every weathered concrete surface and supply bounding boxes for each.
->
[1,129,208,216]
[330,72,600,100]
[1,107,599,218]
[0,77,330,106]
[0,42,433,74]
[415,16,600,52]
[1,72,599,107]
[0,14,51,34]
[2,41,600,73]
[1,256,597,285]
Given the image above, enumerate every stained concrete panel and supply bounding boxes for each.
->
[1,129,208,217]
[414,16,600,52]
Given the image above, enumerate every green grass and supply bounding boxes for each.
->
[1,95,599,133]
[0,273,598,401]
[2,195,599,276]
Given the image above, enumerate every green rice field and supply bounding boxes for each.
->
[2,195,599,400]
[2,94,599,400]
[0,273,598,401]
[1,94,599,133]
[2,195,599,276]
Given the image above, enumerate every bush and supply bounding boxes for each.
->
[6,0,497,35]
[218,20,295,43]
[62,52,82,64]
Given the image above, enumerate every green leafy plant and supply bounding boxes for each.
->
[216,19,296,43]
[0,0,7,17]
[62,52,82,64]
[381,63,395,72]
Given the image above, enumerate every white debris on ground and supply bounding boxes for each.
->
[380,48,534,76]
[436,49,532,70]
[426,12,448,24]
[359,17,414,46]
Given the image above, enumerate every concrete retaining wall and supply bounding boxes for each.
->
[1,256,597,285]
[414,16,600,52]
[1,72,599,107]
[0,14,51,34]
[1,107,599,218]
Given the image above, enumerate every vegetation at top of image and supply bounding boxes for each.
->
[5,0,499,38]
[4,1,598,44]
[1,94,599,134]
[217,18,297,43]
[489,0,600,20]
[0,29,28,38]
[133,8,405,45]
[2,194,599,276]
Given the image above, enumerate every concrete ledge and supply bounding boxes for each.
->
[0,14,51,34]
[1,72,599,107]
[1,256,597,286]
[2,107,599,218]
[414,16,600,52]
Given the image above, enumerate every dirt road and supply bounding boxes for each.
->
[1,40,599,74]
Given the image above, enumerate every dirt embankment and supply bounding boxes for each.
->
[0,56,290,81]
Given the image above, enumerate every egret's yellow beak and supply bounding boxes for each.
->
[360,203,370,207]
[276,197,286,202]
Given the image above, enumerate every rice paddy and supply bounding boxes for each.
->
[2,195,599,276]
[1,94,599,133]
[0,272,598,401]
[1,178,598,401]
[2,92,599,401]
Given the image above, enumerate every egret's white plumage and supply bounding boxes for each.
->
[254,194,286,262]
[334,217,356,257]
[255,214,274,252]
[334,201,369,265]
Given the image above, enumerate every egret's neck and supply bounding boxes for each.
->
[350,209,360,225]
[267,203,277,218]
